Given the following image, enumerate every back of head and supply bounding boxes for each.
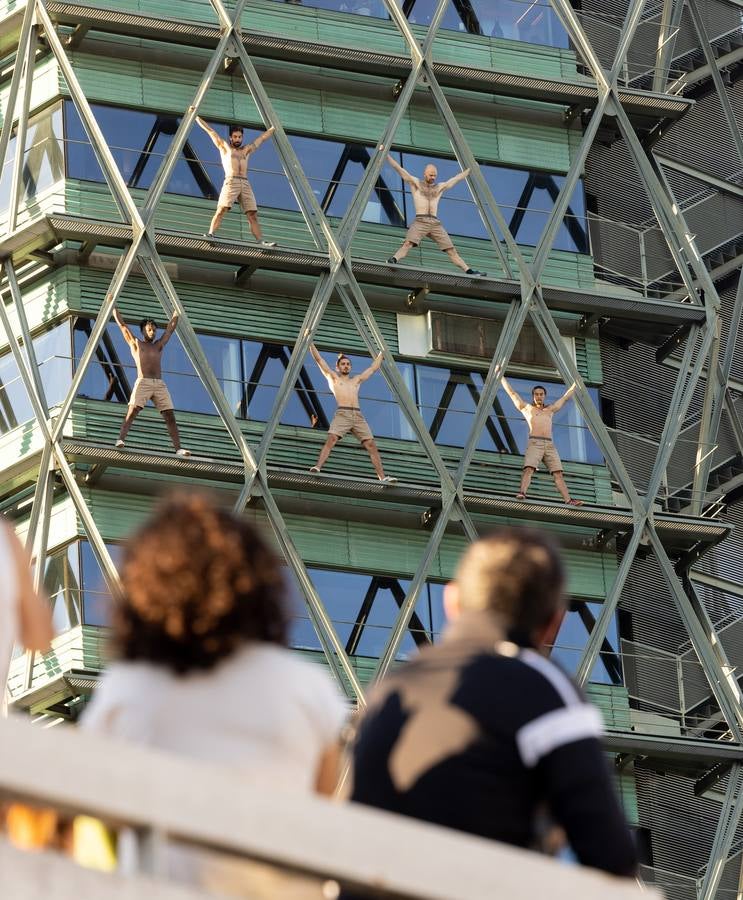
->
[115,493,288,674]
[454,527,565,640]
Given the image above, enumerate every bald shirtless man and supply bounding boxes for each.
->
[309,344,397,483]
[385,155,485,276]
[502,378,583,506]
[113,307,190,457]
[195,115,276,246]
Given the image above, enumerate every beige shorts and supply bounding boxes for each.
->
[523,437,562,473]
[328,407,374,443]
[218,177,257,213]
[405,215,454,251]
[130,377,174,412]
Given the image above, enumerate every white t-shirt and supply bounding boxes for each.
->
[0,529,18,701]
[81,644,348,791]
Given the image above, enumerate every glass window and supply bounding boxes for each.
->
[289,568,442,660]
[550,599,622,685]
[80,540,122,626]
[242,339,330,427]
[265,0,569,48]
[399,151,589,253]
[44,543,82,633]
[1,104,64,219]
[0,323,72,435]
[63,101,588,253]
[415,367,602,464]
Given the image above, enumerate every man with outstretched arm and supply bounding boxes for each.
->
[385,154,485,277]
[112,306,190,457]
[195,113,276,246]
[502,377,583,505]
[309,344,397,483]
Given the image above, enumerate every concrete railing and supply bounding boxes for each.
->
[0,714,659,899]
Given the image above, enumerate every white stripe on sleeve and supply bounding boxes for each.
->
[516,703,604,768]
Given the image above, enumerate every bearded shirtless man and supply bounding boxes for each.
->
[113,307,190,457]
[309,344,397,483]
[385,155,485,276]
[195,116,276,246]
[502,378,582,506]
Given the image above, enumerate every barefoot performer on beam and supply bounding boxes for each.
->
[113,307,190,458]
[309,345,397,483]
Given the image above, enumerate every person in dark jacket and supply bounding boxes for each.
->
[350,526,637,877]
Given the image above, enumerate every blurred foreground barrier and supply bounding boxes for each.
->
[0,714,659,899]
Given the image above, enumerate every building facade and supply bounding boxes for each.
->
[1,0,742,895]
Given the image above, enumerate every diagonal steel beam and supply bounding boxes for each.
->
[0,0,35,176]
[7,23,37,236]
[699,764,743,900]
[687,0,743,168]
[547,0,611,89]
[651,527,743,743]
[653,0,685,93]
[259,486,364,702]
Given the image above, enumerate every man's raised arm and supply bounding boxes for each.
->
[195,115,225,151]
[386,154,417,186]
[309,343,333,377]
[501,377,527,411]
[439,168,471,192]
[112,306,136,347]
[248,125,275,153]
[550,382,577,413]
[158,312,179,349]
[357,352,383,383]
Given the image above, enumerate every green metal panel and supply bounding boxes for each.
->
[54,51,576,171]
[72,481,616,596]
[59,179,594,290]
[66,394,612,503]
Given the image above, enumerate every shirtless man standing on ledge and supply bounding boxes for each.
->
[502,378,583,506]
[195,115,276,247]
[113,306,190,457]
[384,154,485,277]
[309,344,397,483]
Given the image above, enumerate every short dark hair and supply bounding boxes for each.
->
[532,385,547,397]
[336,353,351,366]
[113,493,289,674]
[454,527,565,636]
[229,124,244,137]
[139,318,157,334]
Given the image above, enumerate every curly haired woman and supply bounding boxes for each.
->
[81,494,347,794]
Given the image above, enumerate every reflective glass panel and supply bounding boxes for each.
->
[550,600,622,685]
